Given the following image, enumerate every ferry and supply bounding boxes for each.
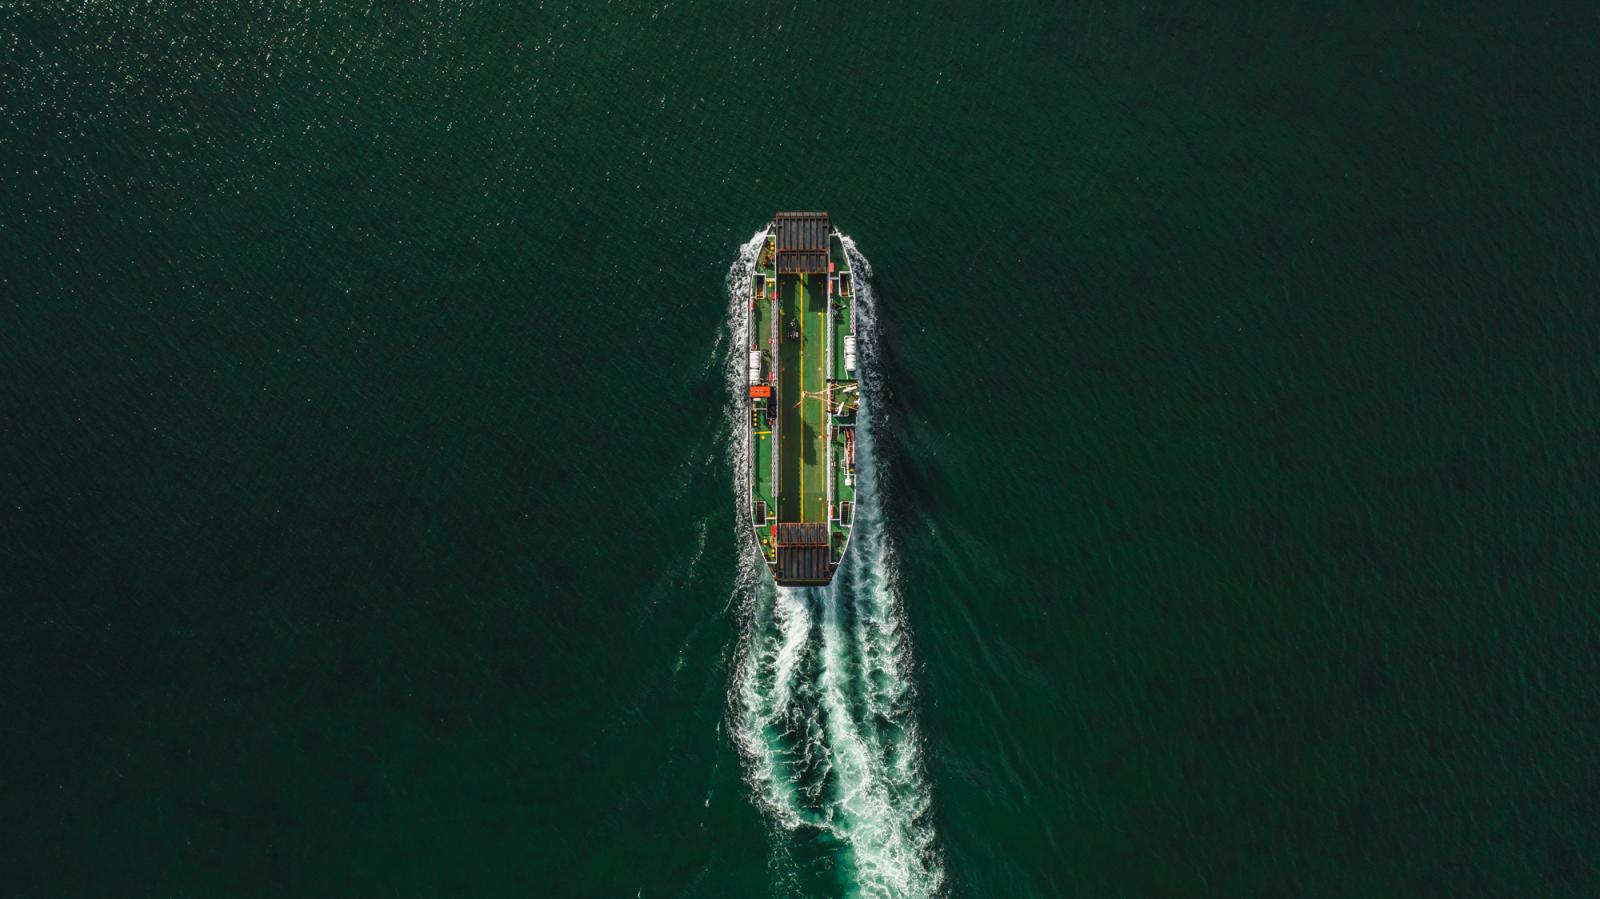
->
[744,212,858,586]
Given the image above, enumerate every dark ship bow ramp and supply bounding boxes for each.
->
[774,211,831,274]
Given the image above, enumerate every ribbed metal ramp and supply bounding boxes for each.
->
[775,522,832,586]
[774,212,831,274]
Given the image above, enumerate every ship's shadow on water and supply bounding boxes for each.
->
[725,232,944,898]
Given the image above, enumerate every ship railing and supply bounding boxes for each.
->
[825,241,835,526]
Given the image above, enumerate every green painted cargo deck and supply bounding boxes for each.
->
[777,272,827,523]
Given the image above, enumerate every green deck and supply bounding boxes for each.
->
[777,272,827,523]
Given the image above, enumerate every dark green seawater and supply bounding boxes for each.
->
[6,1,1600,895]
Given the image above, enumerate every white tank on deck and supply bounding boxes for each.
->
[843,336,857,373]
[748,349,762,385]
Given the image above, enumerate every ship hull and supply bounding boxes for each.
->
[743,213,857,586]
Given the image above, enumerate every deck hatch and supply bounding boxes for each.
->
[775,211,832,273]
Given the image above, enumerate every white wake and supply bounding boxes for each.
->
[726,231,944,898]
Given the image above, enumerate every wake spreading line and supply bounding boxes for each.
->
[726,232,944,898]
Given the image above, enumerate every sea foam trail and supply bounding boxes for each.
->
[727,232,944,898]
